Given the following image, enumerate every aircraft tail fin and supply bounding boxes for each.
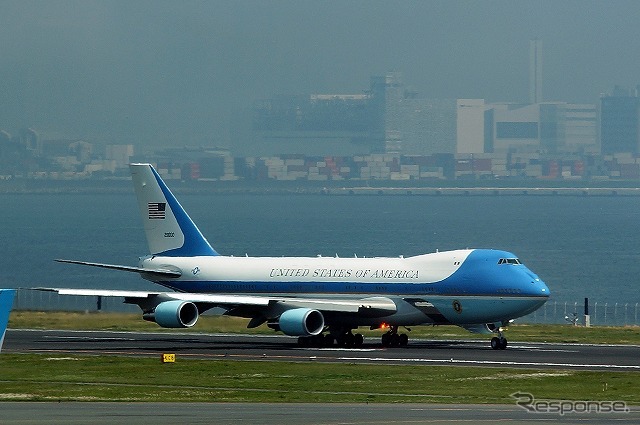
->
[129,163,219,257]
[0,289,15,353]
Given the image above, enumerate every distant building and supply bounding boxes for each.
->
[239,70,597,159]
[105,145,134,168]
[246,92,378,157]
[400,97,457,155]
[562,104,598,154]
[41,139,93,172]
[599,86,640,155]
[239,72,459,157]
[369,72,403,153]
[456,99,485,154]
[487,103,541,153]
[18,128,40,153]
[478,102,596,155]
[529,39,543,104]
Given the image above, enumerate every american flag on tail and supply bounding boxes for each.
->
[148,202,166,220]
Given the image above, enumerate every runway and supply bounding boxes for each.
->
[3,330,639,424]
[4,329,640,371]
[2,402,639,425]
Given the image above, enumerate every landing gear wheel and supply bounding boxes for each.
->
[353,333,364,348]
[399,333,409,347]
[381,333,391,347]
[381,326,409,348]
[390,333,401,347]
[344,332,355,348]
[490,336,507,350]
[490,337,500,350]
[328,328,363,349]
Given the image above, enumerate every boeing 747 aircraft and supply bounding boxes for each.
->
[43,163,549,350]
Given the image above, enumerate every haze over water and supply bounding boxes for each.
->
[2,192,638,308]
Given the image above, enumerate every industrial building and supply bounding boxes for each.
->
[242,68,598,161]
[477,102,597,155]
[599,86,640,155]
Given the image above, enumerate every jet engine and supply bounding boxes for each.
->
[277,308,324,336]
[143,300,199,328]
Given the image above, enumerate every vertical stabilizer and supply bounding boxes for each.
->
[0,289,15,353]
[130,163,219,257]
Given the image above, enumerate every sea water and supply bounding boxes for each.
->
[1,192,639,316]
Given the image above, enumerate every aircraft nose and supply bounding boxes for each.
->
[538,279,550,297]
[521,268,550,298]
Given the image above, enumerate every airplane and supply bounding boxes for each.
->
[0,289,16,352]
[41,163,550,350]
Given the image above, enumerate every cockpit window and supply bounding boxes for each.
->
[498,258,521,265]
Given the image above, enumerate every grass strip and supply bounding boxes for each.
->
[0,354,638,403]
[8,311,640,345]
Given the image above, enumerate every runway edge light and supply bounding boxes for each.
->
[161,353,176,363]
[0,289,16,353]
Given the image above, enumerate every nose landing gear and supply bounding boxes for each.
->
[490,329,508,350]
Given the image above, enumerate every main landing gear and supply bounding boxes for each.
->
[297,328,364,348]
[380,326,408,347]
[490,329,508,350]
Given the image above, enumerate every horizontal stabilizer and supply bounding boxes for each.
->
[55,259,182,278]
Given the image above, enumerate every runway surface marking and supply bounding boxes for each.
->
[46,335,139,341]
[19,346,640,371]
[336,356,640,370]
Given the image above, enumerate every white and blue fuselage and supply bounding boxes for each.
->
[50,163,550,349]
[140,248,549,327]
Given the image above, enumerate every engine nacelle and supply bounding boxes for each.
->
[144,300,199,328]
[278,308,324,336]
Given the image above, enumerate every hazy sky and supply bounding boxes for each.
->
[1,0,639,147]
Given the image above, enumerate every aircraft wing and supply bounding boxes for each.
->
[32,288,397,315]
[271,296,397,314]
[55,259,182,278]
[34,288,270,306]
